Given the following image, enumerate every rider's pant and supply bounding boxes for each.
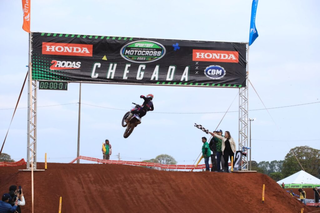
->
[132,109,146,118]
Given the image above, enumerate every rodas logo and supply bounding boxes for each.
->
[50,60,81,70]
[120,40,166,63]
[204,65,226,80]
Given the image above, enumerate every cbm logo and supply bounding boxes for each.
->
[204,65,226,80]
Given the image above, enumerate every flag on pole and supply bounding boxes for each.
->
[22,0,30,33]
[249,0,259,46]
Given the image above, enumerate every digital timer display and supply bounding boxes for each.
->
[39,81,68,90]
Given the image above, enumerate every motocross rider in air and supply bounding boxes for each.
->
[128,94,154,123]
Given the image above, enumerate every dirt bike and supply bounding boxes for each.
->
[121,102,142,138]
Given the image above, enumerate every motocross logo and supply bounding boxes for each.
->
[120,40,166,63]
[50,60,81,70]
[42,42,93,57]
[193,50,239,63]
[204,65,226,80]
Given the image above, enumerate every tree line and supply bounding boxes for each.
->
[251,146,320,181]
[1,146,319,182]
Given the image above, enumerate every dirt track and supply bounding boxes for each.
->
[0,163,313,213]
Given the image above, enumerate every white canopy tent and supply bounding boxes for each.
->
[277,170,320,188]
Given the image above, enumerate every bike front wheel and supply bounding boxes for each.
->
[121,112,130,127]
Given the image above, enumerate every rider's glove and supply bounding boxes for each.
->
[140,95,145,98]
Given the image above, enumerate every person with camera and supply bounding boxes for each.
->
[8,185,25,213]
[0,193,18,213]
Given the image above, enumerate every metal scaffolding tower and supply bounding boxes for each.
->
[238,85,249,170]
[238,43,250,171]
[27,76,37,169]
[26,33,38,170]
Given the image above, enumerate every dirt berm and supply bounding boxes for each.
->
[0,163,312,212]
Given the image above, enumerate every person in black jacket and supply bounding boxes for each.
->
[314,187,320,204]
[209,131,218,172]
[209,130,223,172]
[209,136,216,172]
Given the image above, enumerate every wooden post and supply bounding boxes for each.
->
[191,155,203,172]
[231,156,234,172]
[45,153,47,170]
[58,196,62,213]
[262,184,265,203]
[31,160,34,213]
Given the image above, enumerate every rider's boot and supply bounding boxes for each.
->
[134,119,141,127]
[133,114,141,125]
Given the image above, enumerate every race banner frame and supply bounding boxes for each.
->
[32,32,247,88]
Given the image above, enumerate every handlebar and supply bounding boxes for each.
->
[132,102,141,107]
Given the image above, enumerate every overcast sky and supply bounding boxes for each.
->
[0,0,319,165]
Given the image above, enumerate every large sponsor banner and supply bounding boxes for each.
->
[32,32,247,87]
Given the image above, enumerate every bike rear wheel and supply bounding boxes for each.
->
[122,112,130,127]
[123,123,135,138]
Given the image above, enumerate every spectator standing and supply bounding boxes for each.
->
[209,130,223,172]
[299,188,307,205]
[209,133,216,172]
[210,131,236,173]
[0,193,18,213]
[102,139,112,160]
[201,137,211,171]
[314,187,320,204]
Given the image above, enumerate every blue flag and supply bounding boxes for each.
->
[249,0,259,46]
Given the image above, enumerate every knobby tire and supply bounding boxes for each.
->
[122,112,130,127]
[123,123,135,138]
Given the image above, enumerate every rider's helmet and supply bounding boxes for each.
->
[146,94,154,100]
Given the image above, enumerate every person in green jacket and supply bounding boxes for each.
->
[102,139,112,160]
[202,137,211,171]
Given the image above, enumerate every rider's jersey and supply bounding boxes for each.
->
[141,97,154,112]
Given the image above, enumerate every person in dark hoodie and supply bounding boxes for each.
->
[314,187,320,204]
[209,130,223,172]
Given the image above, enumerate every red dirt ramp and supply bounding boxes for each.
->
[0,163,312,213]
